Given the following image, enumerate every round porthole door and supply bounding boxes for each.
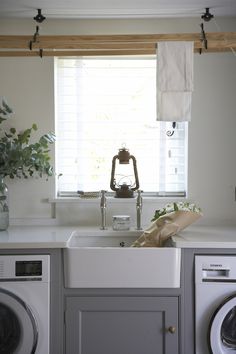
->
[0,288,38,354]
[209,294,236,354]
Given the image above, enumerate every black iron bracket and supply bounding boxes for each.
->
[29,9,46,58]
[34,9,46,23]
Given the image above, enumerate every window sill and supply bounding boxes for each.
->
[48,196,187,204]
[47,196,188,219]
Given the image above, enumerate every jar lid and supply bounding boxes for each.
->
[113,215,130,220]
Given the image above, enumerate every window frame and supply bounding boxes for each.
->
[54,56,188,198]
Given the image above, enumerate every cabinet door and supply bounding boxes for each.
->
[65,296,178,354]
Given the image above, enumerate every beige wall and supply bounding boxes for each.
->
[0,17,236,226]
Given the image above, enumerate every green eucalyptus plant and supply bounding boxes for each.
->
[0,98,55,179]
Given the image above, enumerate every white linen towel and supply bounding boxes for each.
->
[157,91,192,122]
[156,41,194,122]
[157,41,194,91]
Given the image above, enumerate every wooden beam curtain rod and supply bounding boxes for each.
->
[0,32,235,57]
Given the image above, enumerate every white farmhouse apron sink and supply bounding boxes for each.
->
[63,230,181,288]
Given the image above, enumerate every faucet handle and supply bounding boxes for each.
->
[136,190,143,230]
[100,190,107,206]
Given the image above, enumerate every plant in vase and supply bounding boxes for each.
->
[0,97,55,230]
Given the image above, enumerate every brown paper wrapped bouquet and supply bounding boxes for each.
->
[132,202,202,247]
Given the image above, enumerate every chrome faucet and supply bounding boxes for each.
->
[100,190,107,230]
[136,190,143,230]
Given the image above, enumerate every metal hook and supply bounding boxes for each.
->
[29,25,40,50]
[200,23,208,50]
[166,122,176,137]
[33,25,40,42]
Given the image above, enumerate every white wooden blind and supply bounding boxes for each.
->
[55,57,187,196]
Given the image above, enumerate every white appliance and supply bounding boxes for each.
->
[195,255,236,354]
[0,255,50,354]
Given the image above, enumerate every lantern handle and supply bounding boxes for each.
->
[130,155,140,191]
[110,155,119,191]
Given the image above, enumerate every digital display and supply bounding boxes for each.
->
[15,260,42,276]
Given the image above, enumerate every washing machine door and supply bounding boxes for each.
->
[209,294,236,354]
[0,288,38,354]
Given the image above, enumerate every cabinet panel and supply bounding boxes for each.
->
[65,296,178,354]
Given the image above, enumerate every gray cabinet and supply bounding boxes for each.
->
[65,296,179,354]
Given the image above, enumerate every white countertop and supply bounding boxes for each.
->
[172,225,236,248]
[0,226,76,248]
[1,224,236,249]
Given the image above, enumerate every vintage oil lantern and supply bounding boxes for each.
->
[110,147,139,198]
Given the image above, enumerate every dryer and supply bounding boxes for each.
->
[195,255,236,354]
[0,255,50,354]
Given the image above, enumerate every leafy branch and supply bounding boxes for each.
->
[151,201,202,221]
[0,98,55,179]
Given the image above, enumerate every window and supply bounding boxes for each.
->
[55,57,187,196]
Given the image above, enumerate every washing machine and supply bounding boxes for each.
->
[0,255,50,354]
[195,255,236,354]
